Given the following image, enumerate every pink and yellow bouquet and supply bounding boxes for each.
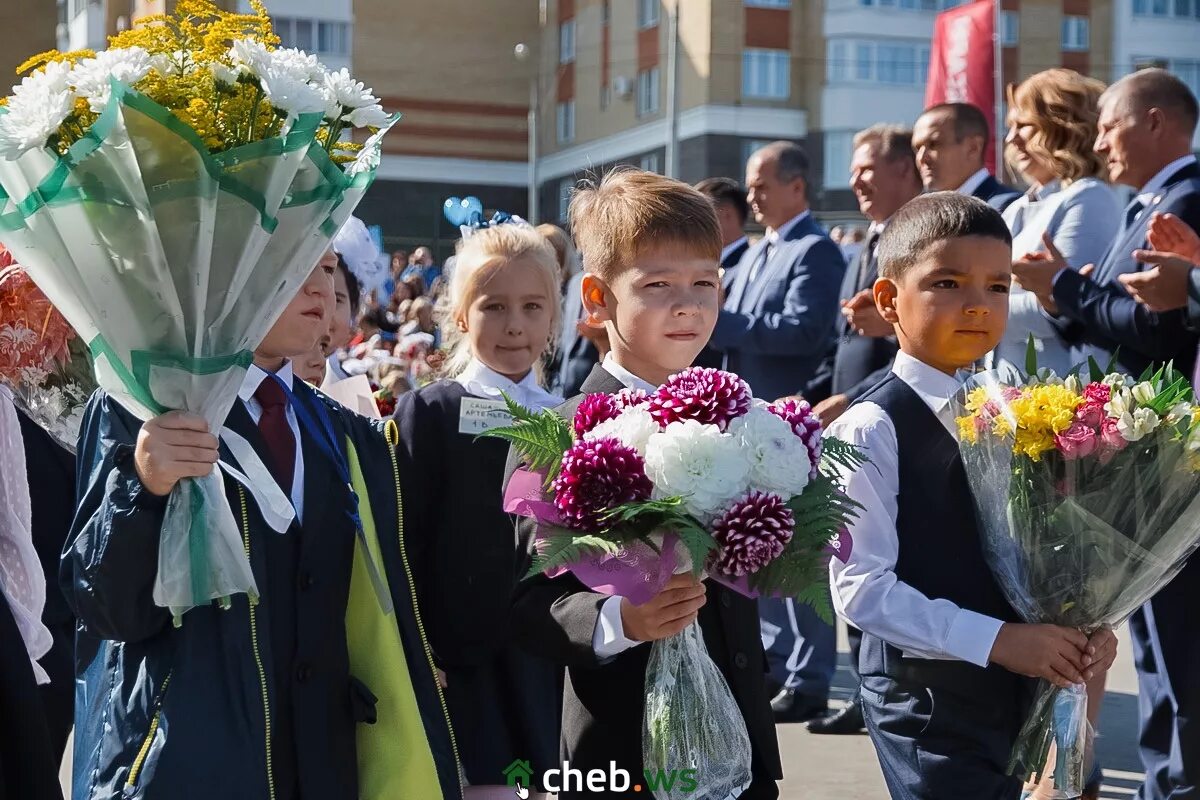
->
[953,358,1200,796]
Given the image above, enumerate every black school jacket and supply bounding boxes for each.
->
[506,364,782,800]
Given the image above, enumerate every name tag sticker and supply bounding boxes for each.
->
[458,397,513,435]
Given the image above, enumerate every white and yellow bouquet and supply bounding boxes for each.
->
[0,0,398,619]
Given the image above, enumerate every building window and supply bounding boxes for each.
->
[1061,16,1089,51]
[275,17,350,57]
[640,152,662,173]
[1000,11,1019,46]
[70,0,86,19]
[823,131,856,189]
[742,48,790,99]
[1157,58,1200,100]
[741,138,774,170]
[558,178,574,222]
[745,0,790,6]
[556,100,575,144]
[857,0,946,9]
[638,0,660,28]
[637,67,661,116]
[826,39,930,88]
[1134,0,1199,15]
[559,19,576,64]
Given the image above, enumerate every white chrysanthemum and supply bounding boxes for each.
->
[0,61,75,158]
[209,60,241,87]
[149,50,192,77]
[644,419,751,520]
[258,67,327,115]
[269,47,326,82]
[1118,407,1161,442]
[727,405,811,498]
[229,39,272,74]
[324,68,378,110]
[585,407,660,458]
[343,103,389,129]
[69,47,153,113]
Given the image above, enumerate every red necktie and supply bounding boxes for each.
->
[253,377,295,493]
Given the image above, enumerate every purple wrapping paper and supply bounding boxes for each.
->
[503,467,853,605]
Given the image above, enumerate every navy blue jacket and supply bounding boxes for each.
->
[1051,161,1200,378]
[710,214,846,400]
[63,387,461,800]
[973,174,1021,213]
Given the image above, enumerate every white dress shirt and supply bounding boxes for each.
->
[827,350,1005,667]
[720,235,749,266]
[239,363,305,524]
[455,358,563,411]
[955,167,992,198]
[593,355,659,660]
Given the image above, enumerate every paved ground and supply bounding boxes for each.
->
[776,624,1143,799]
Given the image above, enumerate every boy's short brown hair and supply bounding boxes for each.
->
[877,192,1012,280]
[568,168,722,279]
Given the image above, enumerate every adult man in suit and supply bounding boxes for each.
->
[801,124,922,737]
[707,141,846,722]
[1012,68,1200,800]
[708,141,846,401]
[694,176,751,368]
[913,102,1021,212]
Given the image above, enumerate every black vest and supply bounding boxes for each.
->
[855,374,1025,701]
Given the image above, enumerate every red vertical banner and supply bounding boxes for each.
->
[925,0,997,172]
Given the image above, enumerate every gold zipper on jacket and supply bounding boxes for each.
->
[239,486,277,800]
[384,419,464,792]
[125,673,172,788]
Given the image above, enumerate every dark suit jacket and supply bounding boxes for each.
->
[507,365,782,799]
[17,411,76,761]
[695,238,752,369]
[709,214,845,400]
[973,174,1021,212]
[1051,161,1200,379]
[806,239,897,404]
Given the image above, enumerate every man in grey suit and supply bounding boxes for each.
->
[708,141,846,401]
[708,141,846,722]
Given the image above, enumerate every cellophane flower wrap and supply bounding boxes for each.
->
[0,0,398,619]
[0,247,97,449]
[953,355,1200,798]
[490,367,863,800]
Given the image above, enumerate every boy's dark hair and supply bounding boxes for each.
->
[694,177,750,225]
[877,192,1012,280]
[335,254,361,316]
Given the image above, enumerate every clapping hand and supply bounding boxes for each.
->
[1011,233,1071,315]
[841,289,892,337]
[1119,213,1200,312]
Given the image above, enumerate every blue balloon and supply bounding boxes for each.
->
[443,196,466,226]
[464,196,484,225]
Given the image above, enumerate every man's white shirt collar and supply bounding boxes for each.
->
[239,362,295,402]
[456,358,563,411]
[955,168,991,198]
[766,210,811,245]
[601,354,658,393]
[720,235,749,264]
[1136,154,1198,206]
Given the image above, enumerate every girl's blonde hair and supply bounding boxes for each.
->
[439,224,563,382]
[1006,69,1107,185]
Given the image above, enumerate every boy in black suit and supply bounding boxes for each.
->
[508,169,782,800]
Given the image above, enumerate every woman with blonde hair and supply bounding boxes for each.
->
[391,221,563,799]
[997,68,1122,376]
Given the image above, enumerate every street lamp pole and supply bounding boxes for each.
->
[515,42,539,225]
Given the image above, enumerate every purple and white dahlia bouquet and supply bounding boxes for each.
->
[491,367,864,800]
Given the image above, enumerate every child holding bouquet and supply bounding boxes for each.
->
[826,193,1119,799]
[392,221,564,798]
[65,251,461,800]
[506,169,783,799]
